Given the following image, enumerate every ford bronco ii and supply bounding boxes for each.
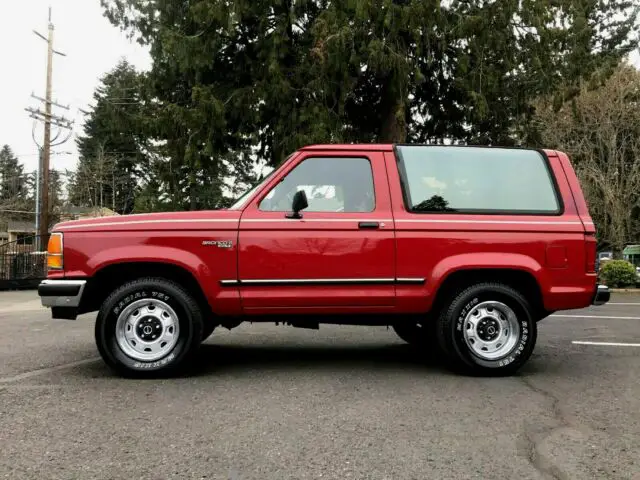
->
[38,145,609,377]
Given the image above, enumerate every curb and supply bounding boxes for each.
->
[610,288,640,293]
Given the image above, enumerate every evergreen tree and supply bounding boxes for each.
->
[72,60,147,213]
[0,145,26,204]
[48,169,64,216]
[133,159,169,213]
[102,0,638,194]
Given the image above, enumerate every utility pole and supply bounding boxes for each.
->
[26,7,71,248]
[41,8,54,243]
[35,148,42,243]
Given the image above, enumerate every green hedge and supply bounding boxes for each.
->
[599,260,638,288]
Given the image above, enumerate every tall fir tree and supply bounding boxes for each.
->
[71,60,147,214]
[0,145,26,204]
[102,0,638,198]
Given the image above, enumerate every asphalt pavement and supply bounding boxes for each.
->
[0,290,639,480]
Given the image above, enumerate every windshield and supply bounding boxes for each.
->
[227,158,288,210]
[228,177,271,210]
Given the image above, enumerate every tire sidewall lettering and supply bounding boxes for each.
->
[456,297,479,332]
[452,290,535,370]
[112,291,170,316]
[133,352,176,370]
[495,320,529,367]
[105,286,186,372]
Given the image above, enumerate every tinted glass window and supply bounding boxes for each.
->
[259,157,375,213]
[397,146,560,213]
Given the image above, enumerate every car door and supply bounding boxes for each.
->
[236,150,396,314]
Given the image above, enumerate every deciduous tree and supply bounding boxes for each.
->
[533,64,640,255]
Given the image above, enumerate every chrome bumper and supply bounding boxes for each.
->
[38,280,87,308]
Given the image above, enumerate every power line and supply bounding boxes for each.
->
[14,151,73,158]
[30,93,70,111]
[25,107,73,130]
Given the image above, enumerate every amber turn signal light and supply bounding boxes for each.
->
[47,232,64,270]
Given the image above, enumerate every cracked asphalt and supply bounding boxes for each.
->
[0,291,639,480]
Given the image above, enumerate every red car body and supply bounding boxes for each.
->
[46,145,601,316]
[38,144,608,376]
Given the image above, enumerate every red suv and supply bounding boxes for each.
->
[38,145,609,377]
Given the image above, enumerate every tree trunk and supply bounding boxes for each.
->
[379,77,408,143]
[189,172,197,211]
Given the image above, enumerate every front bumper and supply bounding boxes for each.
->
[38,279,87,308]
[592,284,610,306]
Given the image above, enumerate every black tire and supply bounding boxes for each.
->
[392,318,440,352]
[436,282,537,376]
[95,277,203,378]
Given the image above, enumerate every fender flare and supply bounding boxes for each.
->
[87,245,212,281]
[429,252,548,297]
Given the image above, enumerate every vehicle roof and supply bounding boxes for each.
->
[300,144,557,155]
[300,144,394,152]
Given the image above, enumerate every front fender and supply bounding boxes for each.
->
[62,230,242,316]
[87,245,212,281]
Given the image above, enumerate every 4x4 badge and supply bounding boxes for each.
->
[202,240,233,248]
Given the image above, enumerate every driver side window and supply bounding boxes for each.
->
[259,157,375,213]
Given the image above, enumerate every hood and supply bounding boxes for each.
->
[54,210,241,233]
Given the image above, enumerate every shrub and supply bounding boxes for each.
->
[599,260,638,287]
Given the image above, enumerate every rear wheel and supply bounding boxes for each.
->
[436,283,537,376]
[95,277,203,377]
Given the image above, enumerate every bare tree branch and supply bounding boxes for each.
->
[534,64,640,255]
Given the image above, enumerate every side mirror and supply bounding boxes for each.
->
[286,190,308,219]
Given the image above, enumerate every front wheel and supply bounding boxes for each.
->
[95,277,203,377]
[436,283,537,376]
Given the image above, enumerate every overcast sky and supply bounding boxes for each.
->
[0,1,638,175]
[0,0,151,174]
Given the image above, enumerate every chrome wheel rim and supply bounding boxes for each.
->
[115,298,180,362]
[462,301,520,360]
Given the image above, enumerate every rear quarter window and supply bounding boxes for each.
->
[396,146,561,214]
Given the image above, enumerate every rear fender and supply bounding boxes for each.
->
[428,253,547,308]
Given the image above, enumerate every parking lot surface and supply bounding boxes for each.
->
[0,290,639,479]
